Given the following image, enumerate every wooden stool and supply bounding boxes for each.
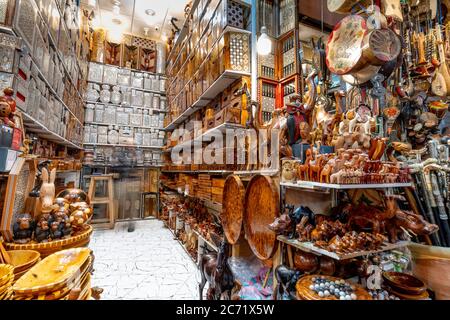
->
[88,174,115,229]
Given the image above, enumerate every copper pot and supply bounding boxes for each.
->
[294,251,319,273]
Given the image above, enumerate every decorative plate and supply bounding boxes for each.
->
[243,175,279,260]
[221,175,246,245]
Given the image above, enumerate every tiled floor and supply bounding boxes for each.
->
[89,219,201,300]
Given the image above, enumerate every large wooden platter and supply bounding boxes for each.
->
[243,175,279,260]
[13,248,91,296]
[221,175,245,245]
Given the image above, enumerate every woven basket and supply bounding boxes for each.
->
[409,243,450,300]
[4,226,93,258]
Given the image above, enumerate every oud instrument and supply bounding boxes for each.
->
[431,25,450,97]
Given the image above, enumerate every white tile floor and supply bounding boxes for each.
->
[89,219,201,300]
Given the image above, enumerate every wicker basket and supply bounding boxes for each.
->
[4,226,93,258]
[409,243,450,300]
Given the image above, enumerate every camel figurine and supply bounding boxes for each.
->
[297,149,313,181]
[320,158,336,183]
[309,153,326,182]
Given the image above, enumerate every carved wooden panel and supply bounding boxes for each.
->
[221,175,245,245]
[244,175,279,260]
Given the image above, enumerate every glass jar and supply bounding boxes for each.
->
[84,125,91,143]
[86,83,100,102]
[144,74,152,90]
[135,129,143,145]
[160,78,166,92]
[153,94,160,109]
[143,109,151,127]
[121,87,131,106]
[90,125,98,143]
[151,75,160,91]
[111,86,121,104]
[132,72,144,88]
[136,148,144,165]
[94,104,105,123]
[100,84,111,103]
[116,107,129,125]
[143,129,151,146]
[104,105,116,124]
[160,97,167,110]
[85,104,95,122]
[144,92,153,107]
[108,125,119,145]
[130,107,143,126]
[131,89,144,106]
[118,69,131,86]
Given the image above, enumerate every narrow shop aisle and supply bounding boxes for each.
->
[89,220,200,300]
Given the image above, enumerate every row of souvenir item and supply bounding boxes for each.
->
[84,125,164,147]
[85,104,165,128]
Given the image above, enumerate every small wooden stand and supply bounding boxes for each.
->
[88,174,115,229]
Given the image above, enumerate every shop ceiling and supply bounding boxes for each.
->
[80,0,188,41]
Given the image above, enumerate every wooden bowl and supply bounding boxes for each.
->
[7,250,40,274]
[0,264,14,287]
[382,272,427,295]
[13,248,91,296]
[4,225,93,258]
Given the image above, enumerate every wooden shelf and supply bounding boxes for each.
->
[165,122,245,151]
[84,121,163,130]
[193,230,219,252]
[88,62,167,79]
[281,181,413,190]
[165,70,251,131]
[278,236,410,261]
[83,143,163,149]
[86,79,166,96]
[84,101,168,113]
[22,112,83,150]
[27,53,84,126]
[161,169,279,176]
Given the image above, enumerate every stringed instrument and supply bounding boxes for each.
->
[414,32,428,66]
[431,25,450,97]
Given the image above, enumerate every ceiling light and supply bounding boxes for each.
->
[257,26,272,56]
[145,9,156,16]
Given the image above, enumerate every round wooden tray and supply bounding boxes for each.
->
[296,275,372,300]
[4,225,93,258]
[221,175,246,245]
[244,175,279,261]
